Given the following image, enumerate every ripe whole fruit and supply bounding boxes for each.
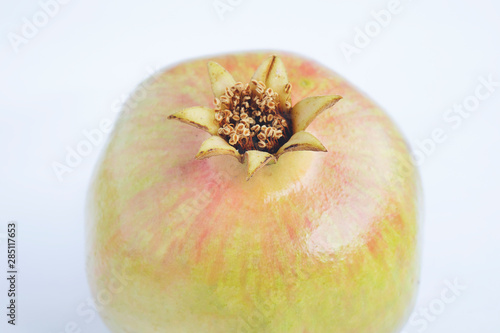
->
[86,52,420,332]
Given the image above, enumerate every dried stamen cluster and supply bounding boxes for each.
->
[215,80,292,153]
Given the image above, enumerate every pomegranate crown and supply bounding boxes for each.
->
[168,55,342,180]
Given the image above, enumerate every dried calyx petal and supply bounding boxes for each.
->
[214,80,292,154]
[167,106,219,135]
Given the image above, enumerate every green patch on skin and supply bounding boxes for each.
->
[299,78,313,89]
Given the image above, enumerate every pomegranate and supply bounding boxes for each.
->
[86,52,419,332]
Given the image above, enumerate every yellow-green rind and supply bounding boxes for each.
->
[86,52,420,333]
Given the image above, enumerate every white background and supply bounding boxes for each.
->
[1,0,499,332]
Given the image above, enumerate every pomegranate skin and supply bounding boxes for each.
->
[86,52,420,333]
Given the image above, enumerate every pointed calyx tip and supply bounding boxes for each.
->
[168,55,342,179]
